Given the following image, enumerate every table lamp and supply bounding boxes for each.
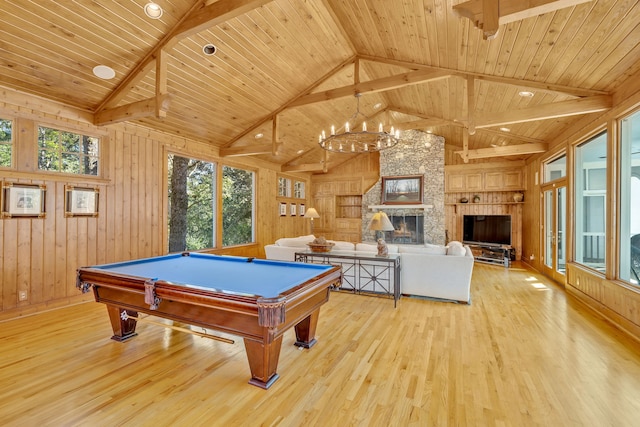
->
[304,207,320,234]
[368,211,394,256]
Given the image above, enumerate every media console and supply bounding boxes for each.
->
[467,243,514,267]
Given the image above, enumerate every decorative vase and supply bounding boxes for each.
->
[513,192,524,203]
[473,195,480,203]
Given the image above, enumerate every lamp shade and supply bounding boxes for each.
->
[304,208,320,219]
[368,211,394,231]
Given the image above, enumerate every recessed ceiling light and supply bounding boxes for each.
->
[373,103,382,110]
[297,149,305,154]
[499,127,511,132]
[93,65,115,80]
[254,133,263,139]
[144,2,163,19]
[519,90,534,97]
[203,44,217,56]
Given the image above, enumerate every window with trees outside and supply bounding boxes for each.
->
[167,155,216,252]
[278,177,291,197]
[38,126,99,175]
[0,118,12,167]
[222,166,254,246]
[619,109,640,286]
[574,132,607,271]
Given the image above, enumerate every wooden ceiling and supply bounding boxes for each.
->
[0,0,638,171]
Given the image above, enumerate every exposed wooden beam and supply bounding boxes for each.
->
[455,142,548,160]
[173,0,273,39]
[281,162,325,172]
[482,0,500,39]
[358,55,607,98]
[287,69,450,108]
[155,50,168,118]
[94,94,173,125]
[462,129,469,163]
[467,77,476,135]
[220,143,279,157]
[453,0,592,39]
[223,56,356,148]
[475,95,611,128]
[97,1,206,111]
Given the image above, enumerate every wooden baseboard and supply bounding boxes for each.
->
[566,283,640,345]
[0,294,94,323]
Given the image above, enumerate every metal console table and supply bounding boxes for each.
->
[294,250,401,307]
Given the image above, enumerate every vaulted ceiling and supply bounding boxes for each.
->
[1,0,638,171]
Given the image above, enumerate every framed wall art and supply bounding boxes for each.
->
[299,203,305,216]
[65,185,99,217]
[290,203,297,216]
[279,202,287,216]
[2,183,46,218]
[381,175,423,205]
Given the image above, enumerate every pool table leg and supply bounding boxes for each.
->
[244,336,283,389]
[106,305,138,342]
[293,308,320,349]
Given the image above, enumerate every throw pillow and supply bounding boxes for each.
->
[447,244,466,256]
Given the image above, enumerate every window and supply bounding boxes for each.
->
[574,132,607,271]
[619,110,640,285]
[38,126,99,175]
[278,177,291,197]
[543,154,566,183]
[222,166,254,246]
[294,181,305,199]
[167,155,216,252]
[0,118,12,167]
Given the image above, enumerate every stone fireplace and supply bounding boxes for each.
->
[362,130,445,245]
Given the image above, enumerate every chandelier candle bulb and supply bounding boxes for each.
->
[317,94,400,153]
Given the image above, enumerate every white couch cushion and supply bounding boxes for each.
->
[275,235,315,248]
[399,245,447,255]
[330,240,356,251]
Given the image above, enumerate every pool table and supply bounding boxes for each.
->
[76,252,341,389]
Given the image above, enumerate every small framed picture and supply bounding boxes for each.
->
[65,185,99,217]
[279,202,287,216]
[290,203,297,216]
[2,183,46,218]
[299,203,305,216]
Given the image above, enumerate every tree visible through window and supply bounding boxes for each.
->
[38,126,99,175]
[0,118,12,167]
[222,166,254,246]
[167,155,215,252]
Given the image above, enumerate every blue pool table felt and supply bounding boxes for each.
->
[90,253,333,298]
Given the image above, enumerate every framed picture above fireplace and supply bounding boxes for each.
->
[381,175,423,205]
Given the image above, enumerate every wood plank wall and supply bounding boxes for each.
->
[0,92,310,320]
[520,70,640,341]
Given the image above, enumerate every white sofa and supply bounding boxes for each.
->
[264,236,474,303]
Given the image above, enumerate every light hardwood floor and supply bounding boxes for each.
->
[2,263,640,426]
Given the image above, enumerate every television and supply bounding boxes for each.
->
[463,215,512,246]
